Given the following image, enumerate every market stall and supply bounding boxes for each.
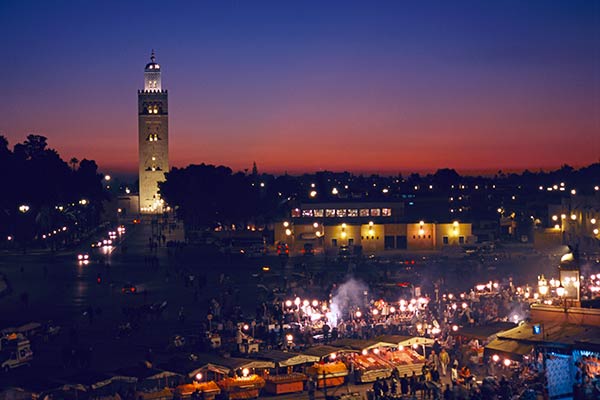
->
[374,335,431,376]
[302,346,349,388]
[343,352,393,383]
[61,371,136,398]
[136,388,174,400]
[451,322,516,364]
[174,381,220,400]
[216,374,265,400]
[254,350,319,394]
[330,339,394,383]
[484,339,533,363]
[115,366,183,392]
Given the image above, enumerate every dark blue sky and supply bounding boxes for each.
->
[1,0,598,174]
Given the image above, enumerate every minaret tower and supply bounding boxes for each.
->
[138,50,169,213]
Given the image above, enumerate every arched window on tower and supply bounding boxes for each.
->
[146,133,161,142]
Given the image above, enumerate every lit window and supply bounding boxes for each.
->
[291,208,301,218]
[302,209,314,217]
[382,208,392,217]
[326,209,336,218]
[336,209,347,218]
[152,156,156,161]
[314,209,324,218]
[370,209,381,217]
[359,209,370,217]
[347,209,358,217]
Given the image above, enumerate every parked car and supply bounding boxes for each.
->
[277,242,289,257]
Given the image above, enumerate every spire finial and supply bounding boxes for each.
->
[150,49,156,63]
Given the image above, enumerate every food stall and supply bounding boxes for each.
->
[174,381,220,400]
[451,322,516,365]
[115,366,183,392]
[302,346,349,388]
[331,339,394,383]
[212,356,272,399]
[344,352,393,383]
[254,350,319,394]
[374,335,431,376]
[61,371,136,398]
[169,354,272,400]
[1,379,86,400]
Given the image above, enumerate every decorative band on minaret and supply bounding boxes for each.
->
[138,51,169,213]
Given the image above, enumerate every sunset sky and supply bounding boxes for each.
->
[1,1,598,177]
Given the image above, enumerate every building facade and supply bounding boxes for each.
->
[274,201,474,254]
[138,51,169,213]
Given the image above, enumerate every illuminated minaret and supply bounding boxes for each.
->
[138,50,169,213]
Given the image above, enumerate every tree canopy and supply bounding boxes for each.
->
[0,134,106,244]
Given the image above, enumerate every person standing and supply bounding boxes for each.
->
[451,360,459,385]
[307,377,316,400]
[439,348,450,376]
[400,374,409,396]
[429,350,440,372]
[409,371,417,397]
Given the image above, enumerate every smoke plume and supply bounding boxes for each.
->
[328,277,368,326]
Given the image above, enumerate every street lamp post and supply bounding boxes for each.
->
[557,284,567,312]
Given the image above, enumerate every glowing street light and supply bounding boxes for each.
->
[18,204,30,213]
[556,284,566,298]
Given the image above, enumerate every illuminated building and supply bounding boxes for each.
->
[275,202,473,253]
[138,50,169,213]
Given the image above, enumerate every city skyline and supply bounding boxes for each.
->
[1,1,598,176]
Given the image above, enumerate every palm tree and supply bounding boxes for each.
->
[69,157,79,171]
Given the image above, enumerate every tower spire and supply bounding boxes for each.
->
[150,49,156,63]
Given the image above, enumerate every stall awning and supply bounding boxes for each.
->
[452,322,516,341]
[485,339,533,362]
[253,350,320,367]
[114,366,180,381]
[330,339,381,351]
[497,322,600,348]
[375,335,435,348]
[161,354,274,378]
[58,371,137,390]
[299,345,342,359]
